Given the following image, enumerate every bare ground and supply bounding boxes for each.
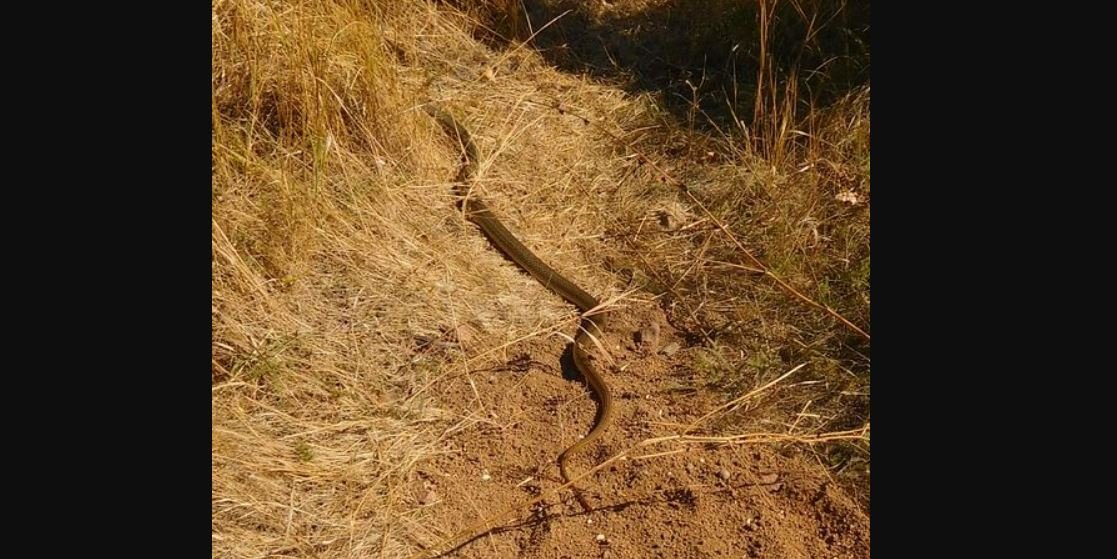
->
[416,304,868,558]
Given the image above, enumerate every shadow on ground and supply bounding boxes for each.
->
[477,0,869,131]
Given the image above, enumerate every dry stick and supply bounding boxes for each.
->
[683,190,870,341]
[678,424,870,445]
[530,99,870,342]
[686,363,806,432]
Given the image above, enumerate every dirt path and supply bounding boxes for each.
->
[414,304,869,558]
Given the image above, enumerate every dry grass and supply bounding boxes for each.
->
[212,0,869,556]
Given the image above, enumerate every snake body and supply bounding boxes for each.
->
[428,106,613,511]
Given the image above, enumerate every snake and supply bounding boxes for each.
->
[427,105,613,512]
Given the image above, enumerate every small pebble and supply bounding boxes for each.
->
[595,534,607,543]
[719,468,731,481]
[659,341,681,356]
[758,472,779,485]
[481,470,492,481]
[636,323,660,347]
[455,322,480,348]
[419,490,437,505]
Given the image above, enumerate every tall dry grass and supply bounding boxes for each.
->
[212,2,452,556]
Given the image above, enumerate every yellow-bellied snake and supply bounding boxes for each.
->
[427,105,613,512]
